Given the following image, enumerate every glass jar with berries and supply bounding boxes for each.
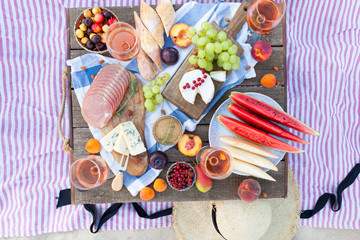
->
[166,162,196,191]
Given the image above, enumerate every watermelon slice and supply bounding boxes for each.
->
[230,92,320,136]
[227,103,310,144]
[217,115,304,153]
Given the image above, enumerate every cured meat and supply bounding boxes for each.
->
[81,64,130,128]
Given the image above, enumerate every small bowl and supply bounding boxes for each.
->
[74,7,119,53]
[166,162,196,191]
[153,115,184,146]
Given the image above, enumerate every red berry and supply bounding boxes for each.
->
[197,77,201,81]
[198,83,202,86]
[192,80,196,84]
[203,75,207,79]
[201,79,205,83]
[191,86,195,90]
[202,69,205,74]
[183,85,186,89]
[195,84,198,87]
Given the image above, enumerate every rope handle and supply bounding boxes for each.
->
[58,66,73,154]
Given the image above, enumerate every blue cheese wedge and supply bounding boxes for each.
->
[120,121,146,156]
[113,128,129,155]
[100,124,122,152]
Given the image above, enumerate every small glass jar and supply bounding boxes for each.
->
[153,115,183,146]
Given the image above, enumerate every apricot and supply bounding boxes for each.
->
[139,187,155,201]
[170,23,192,48]
[238,179,261,203]
[85,138,101,154]
[261,74,276,88]
[178,134,202,156]
[251,40,272,62]
[153,178,167,192]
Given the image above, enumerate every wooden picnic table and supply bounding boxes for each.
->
[66,4,288,204]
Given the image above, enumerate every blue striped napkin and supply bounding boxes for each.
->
[67,1,257,196]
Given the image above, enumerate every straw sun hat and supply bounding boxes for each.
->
[173,168,301,240]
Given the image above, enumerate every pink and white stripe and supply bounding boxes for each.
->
[1,0,360,237]
[286,0,360,229]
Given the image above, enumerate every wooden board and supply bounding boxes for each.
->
[66,4,288,204]
[162,1,250,120]
[100,72,148,176]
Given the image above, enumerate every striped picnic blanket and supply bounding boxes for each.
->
[1,0,360,237]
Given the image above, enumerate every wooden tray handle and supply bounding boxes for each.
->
[225,1,251,37]
[58,66,73,154]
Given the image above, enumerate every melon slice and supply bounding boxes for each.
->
[233,159,276,181]
[217,115,304,153]
[230,92,320,136]
[219,136,279,159]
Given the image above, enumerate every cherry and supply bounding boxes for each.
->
[203,75,207,79]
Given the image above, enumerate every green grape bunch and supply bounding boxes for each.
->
[187,21,241,72]
[142,73,170,112]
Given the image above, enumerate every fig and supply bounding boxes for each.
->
[149,151,168,169]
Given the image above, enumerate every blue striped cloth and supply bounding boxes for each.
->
[67,1,256,196]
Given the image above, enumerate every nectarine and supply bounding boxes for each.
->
[178,134,202,156]
[170,23,192,48]
[238,179,261,203]
[251,40,272,62]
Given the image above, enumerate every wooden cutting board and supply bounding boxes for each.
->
[100,71,148,176]
[162,1,250,120]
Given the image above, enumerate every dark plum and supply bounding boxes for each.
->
[103,11,112,18]
[83,17,93,27]
[86,40,95,50]
[149,151,168,170]
[86,28,93,36]
[91,35,101,44]
[95,43,105,50]
[161,47,179,65]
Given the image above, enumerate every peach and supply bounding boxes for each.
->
[251,40,272,62]
[178,134,202,156]
[170,23,192,48]
[238,179,261,203]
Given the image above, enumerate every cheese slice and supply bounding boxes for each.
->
[100,124,122,152]
[120,121,147,156]
[210,71,226,82]
[179,69,215,104]
[113,128,129,155]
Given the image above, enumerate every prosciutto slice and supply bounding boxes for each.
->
[81,64,130,128]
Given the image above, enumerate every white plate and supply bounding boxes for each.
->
[209,92,287,176]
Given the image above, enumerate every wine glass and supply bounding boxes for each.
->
[105,22,140,61]
[247,0,286,34]
[196,146,233,180]
[70,155,109,191]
